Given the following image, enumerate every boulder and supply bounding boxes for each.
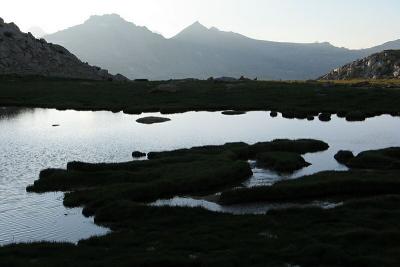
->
[136,116,171,124]
[132,151,146,158]
[270,111,278,118]
[334,150,355,165]
[318,113,331,122]
[222,110,246,115]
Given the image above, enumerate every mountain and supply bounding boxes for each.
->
[320,50,400,80]
[0,17,127,81]
[45,14,400,80]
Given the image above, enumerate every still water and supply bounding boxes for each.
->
[0,107,399,245]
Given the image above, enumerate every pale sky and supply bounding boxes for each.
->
[2,0,400,49]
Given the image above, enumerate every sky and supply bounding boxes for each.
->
[2,0,400,49]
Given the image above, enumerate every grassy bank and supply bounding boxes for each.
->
[1,76,400,117]
[219,170,400,205]
[2,195,400,266]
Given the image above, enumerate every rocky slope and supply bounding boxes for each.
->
[0,18,127,81]
[320,50,400,80]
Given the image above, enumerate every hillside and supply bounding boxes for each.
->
[45,14,400,80]
[0,17,127,81]
[320,50,400,80]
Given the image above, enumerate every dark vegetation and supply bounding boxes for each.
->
[27,139,328,205]
[256,152,310,173]
[2,143,400,266]
[343,147,400,170]
[219,170,400,205]
[2,195,400,266]
[1,76,400,118]
[345,110,366,121]
[221,147,400,205]
[1,76,399,265]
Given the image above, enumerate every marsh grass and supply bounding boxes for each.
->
[219,170,400,205]
[27,139,328,214]
[256,151,310,172]
[1,76,400,117]
[2,195,400,266]
[12,140,400,266]
[346,147,400,169]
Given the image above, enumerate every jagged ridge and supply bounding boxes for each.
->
[44,14,400,80]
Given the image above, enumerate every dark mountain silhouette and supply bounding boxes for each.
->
[45,14,400,80]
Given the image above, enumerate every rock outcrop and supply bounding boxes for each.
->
[0,17,127,81]
[320,50,400,80]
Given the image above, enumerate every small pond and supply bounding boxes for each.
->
[1,107,399,245]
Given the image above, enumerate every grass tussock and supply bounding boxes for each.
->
[346,147,400,170]
[219,170,400,205]
[256,151,310,173]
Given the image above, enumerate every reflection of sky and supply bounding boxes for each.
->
[151,197,343,215]
[0,108,399,245]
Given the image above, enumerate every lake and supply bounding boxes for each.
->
[1,107,399,245]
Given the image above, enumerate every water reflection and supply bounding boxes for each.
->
[151,197,343,215]
[0,107,34,120]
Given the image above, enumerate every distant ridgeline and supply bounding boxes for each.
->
[44,14,400,80]
[0,17,127,81]
[320,50,400,80]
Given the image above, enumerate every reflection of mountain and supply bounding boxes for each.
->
[0,107,33,120]
[45,14,400,80]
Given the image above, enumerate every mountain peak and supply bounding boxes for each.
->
[173,21,212,40]
[186,21,208,31]
[86,14,129,25]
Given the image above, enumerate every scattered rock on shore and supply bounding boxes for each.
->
[136,116,171,124]
[334,150,355,165]
[318,113,331,122]
[221,110,246,115]
[132,151,147,158]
